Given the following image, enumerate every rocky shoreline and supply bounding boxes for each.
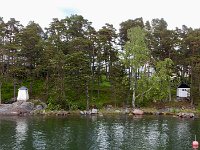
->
[0,102,197,118]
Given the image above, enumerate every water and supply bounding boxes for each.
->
[0,115,199,150]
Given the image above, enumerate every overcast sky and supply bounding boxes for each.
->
[1,0,200,31]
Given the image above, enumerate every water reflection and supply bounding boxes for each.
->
[32,131,46,150]
[0,116,198,150]
[144,120,169,149]
[91,115,98,122]
[96,122,109,150]
[112,124,124,148]
[15,118,28,149]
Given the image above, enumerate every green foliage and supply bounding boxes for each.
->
[1,82,14,102]
[47,97,62,110]
[125,27,149,69]
[65,51,91,95]
[100,75,111,87]
[121,26,150,107]
[1,15,200,109]
[119,18,144,46]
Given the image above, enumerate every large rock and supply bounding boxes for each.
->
[0,101,38,116]
[177,112,195,118]
[80,110,91,115]
[132,109,144,115]
[80,109,98,115]
[35,105,43,111]
[91,108,98,114]
[11,101,34,115]
[19,102,34,111]
[31,99,47,110]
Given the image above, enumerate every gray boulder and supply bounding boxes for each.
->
[19,102,34,111]
[11,102,34,115]
[35,105,43,110]
[177,112,195,118]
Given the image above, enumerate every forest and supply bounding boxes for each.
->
[0,15,200,110]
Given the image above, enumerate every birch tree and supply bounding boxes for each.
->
[121,27,150,108]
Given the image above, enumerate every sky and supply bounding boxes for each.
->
[1,0,200,31]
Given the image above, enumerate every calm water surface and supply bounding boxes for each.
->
[0,115,200,150]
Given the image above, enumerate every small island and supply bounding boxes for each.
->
[0,16,199,118]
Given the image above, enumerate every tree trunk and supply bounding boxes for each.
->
[126,67,131,106]
[131,68,136,109]
[46,71,49,99]
[132,88,135,109]
[61,75,66,102]
[199,82,200,97]
[14,80,16,101]
[0,82,2,104]
[86,82,90,110]
[90,46,95,98]
[97,62,100,99]
[97,46,101,99]
[110,78,116,107]
[190,60,193,105]
[113,86,116,108]
[30,81,32,98]
[105,61,109,80]
[168,80,172,101]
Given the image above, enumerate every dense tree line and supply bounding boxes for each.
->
[0,15,200,110]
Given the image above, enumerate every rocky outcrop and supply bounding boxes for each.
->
[11,101,34,115]
[80,108,98,115]
[0,100,46,116]
[177,112,195,118]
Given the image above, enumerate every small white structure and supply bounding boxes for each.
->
[177,83,190,100]
[17,86,29,101]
